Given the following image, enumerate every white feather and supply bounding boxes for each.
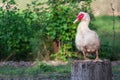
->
[75,12,100,53]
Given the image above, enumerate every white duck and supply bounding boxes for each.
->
[74,12,101,61]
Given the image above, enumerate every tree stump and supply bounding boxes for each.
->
[71,60,112,80]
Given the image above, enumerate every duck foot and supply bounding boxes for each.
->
[84,58,91,61]
[93,58,102,62]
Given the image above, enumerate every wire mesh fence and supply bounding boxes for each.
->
[91,0,120,16]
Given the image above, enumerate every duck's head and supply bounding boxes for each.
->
[73,12,90,23]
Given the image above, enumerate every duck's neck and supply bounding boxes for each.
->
[77,20,90,32]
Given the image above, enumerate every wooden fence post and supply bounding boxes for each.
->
[71,60,112,80]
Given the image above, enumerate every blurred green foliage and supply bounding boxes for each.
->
[92,16,120,60]
[0,0,46,61]
[1,0,118,61]
[46,0,93,61]
[0,0,94,61]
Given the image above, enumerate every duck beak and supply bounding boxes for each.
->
[73,19,78,23]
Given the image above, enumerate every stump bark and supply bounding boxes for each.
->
[71,60,112,80]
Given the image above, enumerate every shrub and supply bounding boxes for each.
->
[0,0,94,61]
[46,0,94,61]
[0,0,44,61]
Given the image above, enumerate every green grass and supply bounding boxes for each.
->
[0,62,71,78]
[0,61,120,80]
[112,65,120,80]
[92,16,120,32]
[92,16,120,59]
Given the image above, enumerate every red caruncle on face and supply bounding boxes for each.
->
[77,13,84,21]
